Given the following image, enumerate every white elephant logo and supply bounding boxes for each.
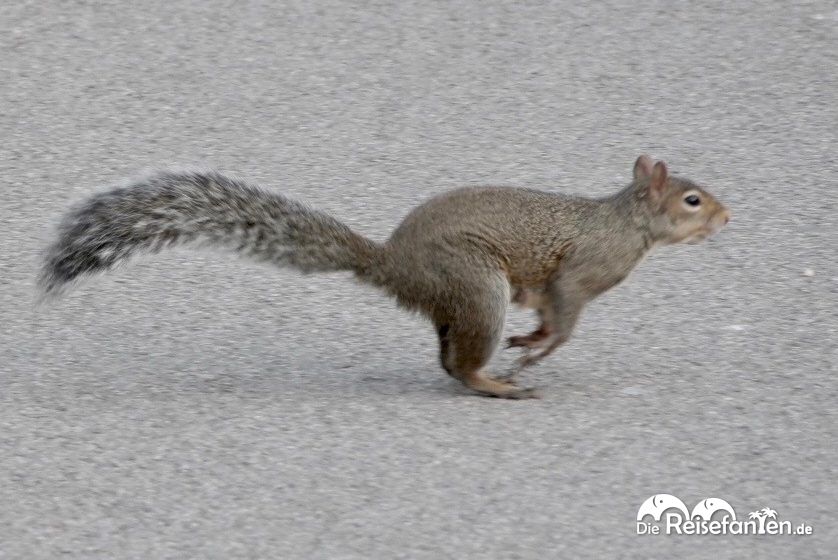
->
[637,494,690,521]
[690,498,737,521]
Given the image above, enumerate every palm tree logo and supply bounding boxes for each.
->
[748,507,778,534]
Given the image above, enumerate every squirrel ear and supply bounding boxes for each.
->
[633,155,654,182]
[649,161,669,197]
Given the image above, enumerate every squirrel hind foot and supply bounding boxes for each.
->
[462,371,541,399]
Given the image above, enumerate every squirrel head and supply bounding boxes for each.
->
[631,155,730,245]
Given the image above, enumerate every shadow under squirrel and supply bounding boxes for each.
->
[40,155,730,398]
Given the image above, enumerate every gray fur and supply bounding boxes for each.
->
[39,159,729,398]
[39,171,382,296]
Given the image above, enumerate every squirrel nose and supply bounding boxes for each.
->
[722,209,731,225]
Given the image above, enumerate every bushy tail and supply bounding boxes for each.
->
[39,170,386,296]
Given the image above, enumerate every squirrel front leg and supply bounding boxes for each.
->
[514,285,585,372]
[507,288,553,349]
[507,307,553,349]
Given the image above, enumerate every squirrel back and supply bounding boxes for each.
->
[40,156,729,399]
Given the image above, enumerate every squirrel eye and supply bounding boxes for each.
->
[684,194,701,207]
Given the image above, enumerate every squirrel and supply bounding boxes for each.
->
[40,155,730,399]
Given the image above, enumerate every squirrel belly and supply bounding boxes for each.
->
[40,156,730,398]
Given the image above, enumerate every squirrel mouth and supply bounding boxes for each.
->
[688,218,728,244]
[687,222,726,244]
[685,229,713,244]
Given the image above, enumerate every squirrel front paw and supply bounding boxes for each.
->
[506,330,550,349]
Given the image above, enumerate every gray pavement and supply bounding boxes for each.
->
[1,1,837,558]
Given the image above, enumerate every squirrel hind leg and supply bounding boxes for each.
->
[438,321,540,400]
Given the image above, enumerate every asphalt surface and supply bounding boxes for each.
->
[2,1,837,558]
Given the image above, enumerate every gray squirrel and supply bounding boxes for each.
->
[40,155,730,398]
